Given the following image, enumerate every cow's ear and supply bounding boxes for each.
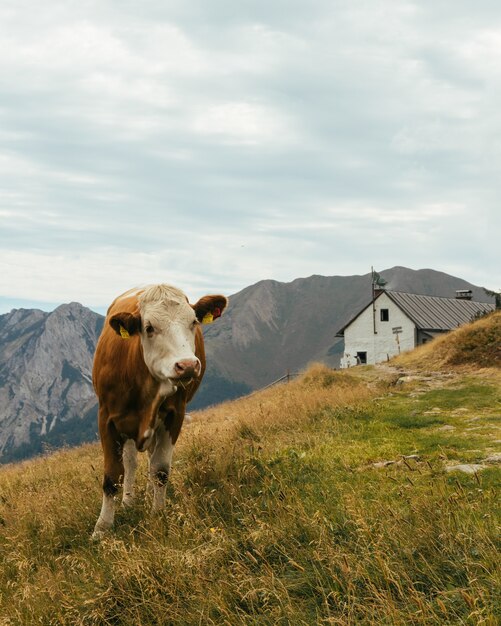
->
[109,312,142,338]
[193,295,228,324]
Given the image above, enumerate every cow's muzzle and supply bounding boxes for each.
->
[173,358,201,381]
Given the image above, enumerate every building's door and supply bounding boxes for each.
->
[356,351,367,364]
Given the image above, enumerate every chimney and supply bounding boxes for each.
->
[455,289,473,300]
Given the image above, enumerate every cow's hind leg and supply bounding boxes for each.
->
[122,438,138,507]
[148,422,174,512]
[92,420,124,540]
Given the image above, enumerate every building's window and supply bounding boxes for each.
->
[380,308,389,322]
[356,351,367,364]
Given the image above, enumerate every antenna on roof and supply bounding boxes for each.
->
[371,267,387,335]
[371,267,387,290]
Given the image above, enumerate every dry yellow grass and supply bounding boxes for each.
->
[190,364,375,443]
[393,310,501,372]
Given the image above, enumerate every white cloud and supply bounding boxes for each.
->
[459,28,501,77]
[191,101,293,145]
[0,0,500,310]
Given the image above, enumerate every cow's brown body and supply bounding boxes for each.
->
[92,284,226,538]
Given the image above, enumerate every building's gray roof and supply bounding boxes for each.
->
[386,292,494,330]
[336,291,495,335]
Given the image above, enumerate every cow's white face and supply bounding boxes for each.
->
[109,284,227,397]
[139,291,200,388]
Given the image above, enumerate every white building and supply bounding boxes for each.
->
[336,290,494,368]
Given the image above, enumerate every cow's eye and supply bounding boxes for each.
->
[191,319,199,329]
[146,324,155,335]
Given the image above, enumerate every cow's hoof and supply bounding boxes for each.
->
[91,529,107,542]
[150,507,165,516]
[150,499,167,515]
[91,520,113,541]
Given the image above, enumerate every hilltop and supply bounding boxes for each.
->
[0,312,499,624]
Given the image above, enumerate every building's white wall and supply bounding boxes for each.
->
[341,293,416,367]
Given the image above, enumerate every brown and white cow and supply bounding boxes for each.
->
[91,283,227,539]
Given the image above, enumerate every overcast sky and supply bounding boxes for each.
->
[0,0,500,314]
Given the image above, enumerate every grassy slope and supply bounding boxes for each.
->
[0,317,500,625]
[393,311,501,370]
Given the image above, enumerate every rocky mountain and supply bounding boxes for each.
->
[0,267,494,461]
[0,303,103,462]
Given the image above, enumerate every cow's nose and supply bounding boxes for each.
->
[174,359,201,379]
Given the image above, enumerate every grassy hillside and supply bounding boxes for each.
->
[0,317,500,624]
[394,310,501,370]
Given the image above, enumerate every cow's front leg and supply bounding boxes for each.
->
[122,438,138,507]
[92,419,124,540]
[148,422,174,512]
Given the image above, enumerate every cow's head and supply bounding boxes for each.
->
[109,284,227,395]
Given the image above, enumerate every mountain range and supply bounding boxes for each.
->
[0,267,494,462]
